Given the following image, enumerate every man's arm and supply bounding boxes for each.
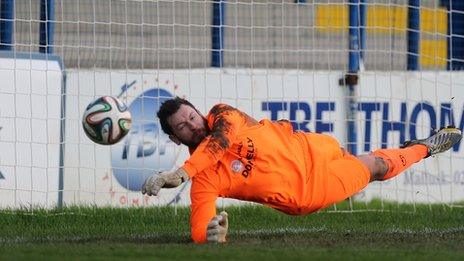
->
[190,174,227,243]
[182,104,248,178]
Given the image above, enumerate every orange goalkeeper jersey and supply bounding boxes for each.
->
[181,104,370,243]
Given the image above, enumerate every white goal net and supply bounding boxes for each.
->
[1,0,463,209]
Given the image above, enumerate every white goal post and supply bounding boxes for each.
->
[0,51,64,208]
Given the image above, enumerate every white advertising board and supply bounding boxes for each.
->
[0,52,64,208]
[63,69,464,207]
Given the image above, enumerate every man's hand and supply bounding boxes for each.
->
[207,211,228,243]
[141,168,189,196]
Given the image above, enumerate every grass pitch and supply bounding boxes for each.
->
[1,200,463,260]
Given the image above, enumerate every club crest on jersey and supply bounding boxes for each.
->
[231,159,243,173]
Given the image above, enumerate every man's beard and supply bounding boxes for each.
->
[179,128,208,149]
[178,118,209,149]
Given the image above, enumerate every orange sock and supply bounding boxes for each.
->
[372,145,428,181]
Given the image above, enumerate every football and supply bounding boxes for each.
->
[82,96,132,145]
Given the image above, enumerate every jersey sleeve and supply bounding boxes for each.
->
[190,174,219,243]
[182,104,242,178]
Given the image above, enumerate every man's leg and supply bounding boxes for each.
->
[306,127,462,209]
[358,126,462,182]
[357,145,427,181]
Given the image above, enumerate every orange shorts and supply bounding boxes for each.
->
[298,132,371,211]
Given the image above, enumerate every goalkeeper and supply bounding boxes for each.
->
[142,97,462,244]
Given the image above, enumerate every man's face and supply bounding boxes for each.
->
[167,104,208,148]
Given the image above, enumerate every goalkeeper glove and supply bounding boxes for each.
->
[206,211,228,243]
[141,168,189,196]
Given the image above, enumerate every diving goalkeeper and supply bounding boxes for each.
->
[141,97,462,244]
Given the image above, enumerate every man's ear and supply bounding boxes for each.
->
[169,135,181,145]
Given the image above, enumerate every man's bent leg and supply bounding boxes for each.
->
[319,127,462,208]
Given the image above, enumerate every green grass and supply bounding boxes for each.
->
[1,200,464,260]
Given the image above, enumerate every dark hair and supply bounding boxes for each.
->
[157,97,197,135]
